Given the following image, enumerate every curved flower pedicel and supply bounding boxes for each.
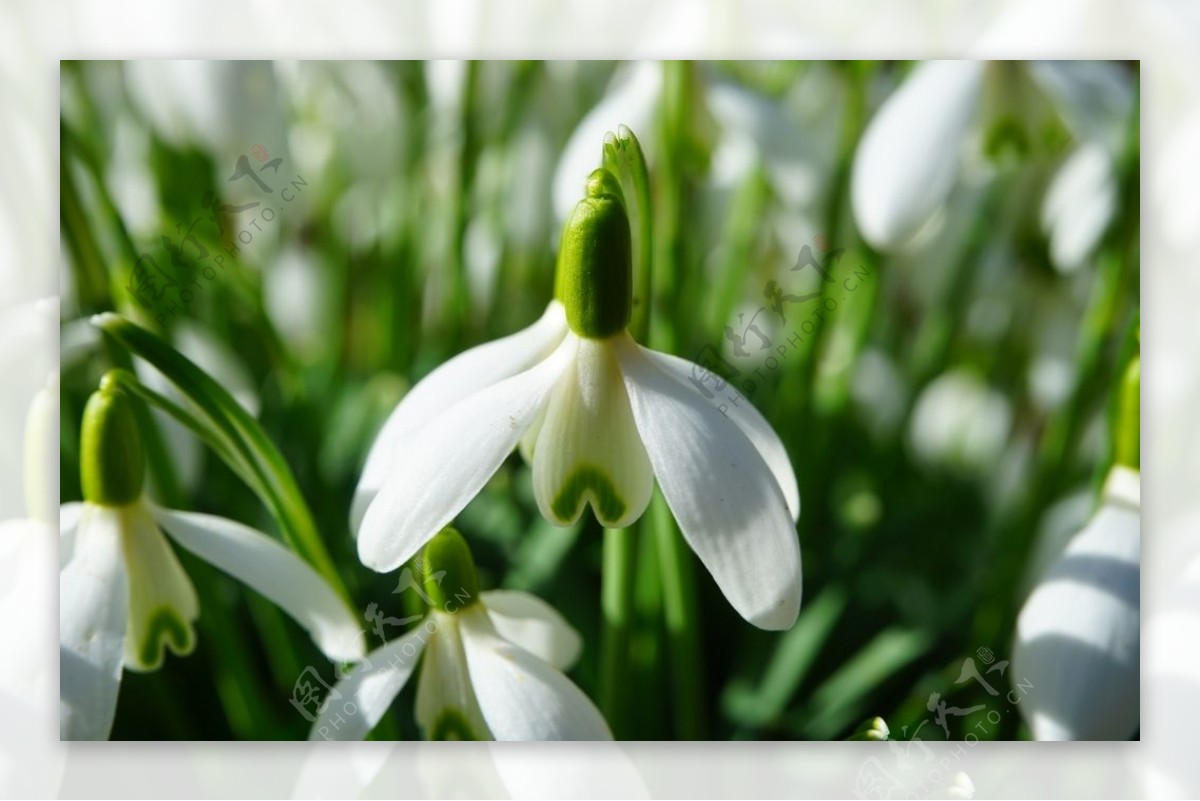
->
[60,379,365,740]
[311,529,610,741]
[355,168,802,630]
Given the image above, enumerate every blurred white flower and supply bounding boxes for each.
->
[908,369,1012,474]
[124,60,288,173]
[852,61,986,251]
[1040,141,1118,274]
[1013,466,1140,740]
[0,297,55,520]
[852,61,1133,253]
[554,62,825,222]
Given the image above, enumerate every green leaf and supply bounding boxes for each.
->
[93,313,352,607]
[723,586,848,729]
[794,627,933,740]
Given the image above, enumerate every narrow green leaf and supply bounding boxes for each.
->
[723,586,848,728]
[795,628,933,740]
[93,313,352,607]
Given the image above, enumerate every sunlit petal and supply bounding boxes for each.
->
[458,608,611,741]
[851,60,985,250]
[641,348,800,520]
[352,301,568,533]
[358,337,575,573]
[154,506,365,662]
[482,589,582,670]
[614,335,801,630]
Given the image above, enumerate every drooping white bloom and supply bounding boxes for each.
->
[311,529,609,741]
[851,60,1134,254]
[851,61,986,251]
[59,382,364,740]
[355,171,801,631]
[60,499,367,741]
[1040,141,1117,274]
[1012,466,1140,740]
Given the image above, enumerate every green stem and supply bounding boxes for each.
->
[652,493,704,739]
[599,526,636,738]
[650,60,705,739]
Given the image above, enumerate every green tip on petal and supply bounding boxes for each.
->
[555,167,633,339]
[420,527,480,612]
[80,375,146,507]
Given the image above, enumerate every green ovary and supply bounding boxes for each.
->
[551,464,627,524]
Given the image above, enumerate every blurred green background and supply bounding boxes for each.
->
[58,60,1139,740]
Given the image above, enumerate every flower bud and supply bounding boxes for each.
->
[80,374,145,507]
[420,527,480,612]
[555,168,633,339]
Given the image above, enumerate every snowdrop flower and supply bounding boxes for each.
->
[60,378,364,740]
[851,61,987,250]
[1012,465,1140,740]
[355,168,801,630]
[311,528,609,741]
[851,60,1133,253]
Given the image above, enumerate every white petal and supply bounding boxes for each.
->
[482,589,582,670]
[119,504,199,672]
[358,337,575,573]
[59,502,84,568]
[352,301,568,533]
[614,336,801,630]
[308,626,429,741]
[552,61,662,221]
[532,337,654,528]
[640,348,800,520]
[153,507,365,662]
[1040,141,1116,273]
[851,60,985,250]
[59,505,128,740]
[1013,480,1140,740]
[458,608,612,741]
[415,611,492,740]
